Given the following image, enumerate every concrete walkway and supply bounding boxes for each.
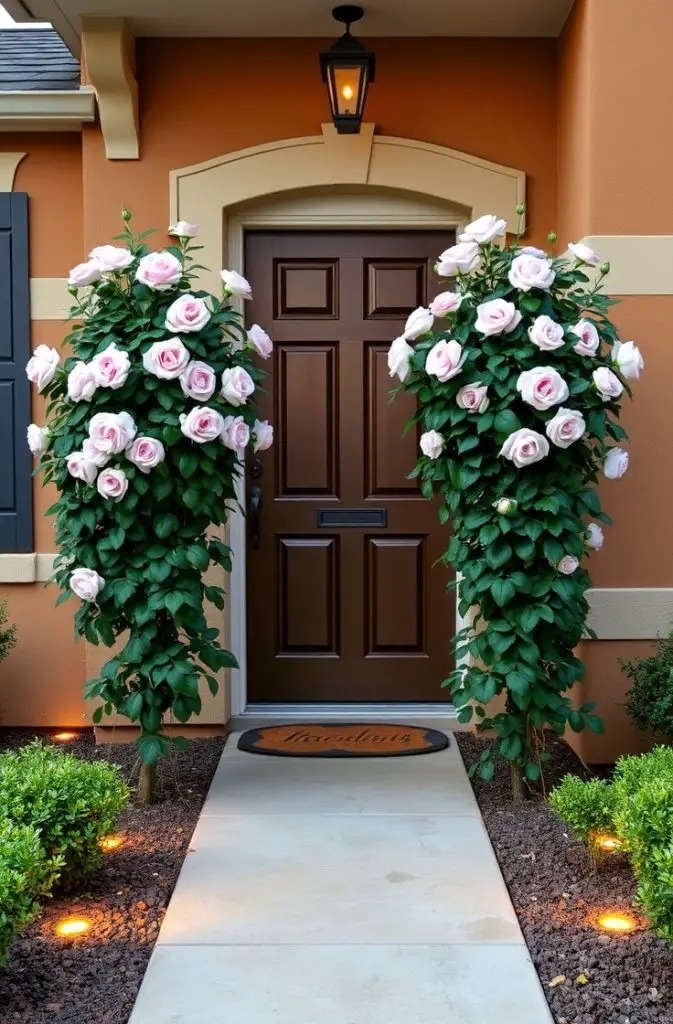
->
[130,733,553,1023]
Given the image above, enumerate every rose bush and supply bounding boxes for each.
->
[27,213,273,784]
[389,209,642,789]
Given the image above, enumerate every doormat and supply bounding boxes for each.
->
[237,724,449,758]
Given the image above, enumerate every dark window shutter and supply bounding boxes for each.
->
[0,193,33,552]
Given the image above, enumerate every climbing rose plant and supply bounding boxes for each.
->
[26,214,273,768]
[389,211,644,789]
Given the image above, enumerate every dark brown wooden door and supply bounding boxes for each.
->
[245,231,455,703]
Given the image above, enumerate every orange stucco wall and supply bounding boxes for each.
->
[82,37,558,251]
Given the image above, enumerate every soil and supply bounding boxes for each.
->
[456,733,673,1024]
[0,729,225,1024]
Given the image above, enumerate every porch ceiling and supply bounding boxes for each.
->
[4,0,574,52]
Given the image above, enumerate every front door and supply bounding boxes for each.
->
[245,231,455,703]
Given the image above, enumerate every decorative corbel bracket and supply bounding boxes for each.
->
[81,18,139,160]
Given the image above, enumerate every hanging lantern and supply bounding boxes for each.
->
[320,6,376,135]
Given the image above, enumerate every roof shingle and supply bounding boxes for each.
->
[0,28,80,91]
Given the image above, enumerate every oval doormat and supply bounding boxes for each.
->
[237,724,449,758]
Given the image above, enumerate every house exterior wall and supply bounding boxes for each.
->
[559,0,673,761]
[0,22,668,755]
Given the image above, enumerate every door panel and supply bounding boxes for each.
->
[246,231,455,703]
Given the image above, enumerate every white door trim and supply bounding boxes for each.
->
[225,191,469,716]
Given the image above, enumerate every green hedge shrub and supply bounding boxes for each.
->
[548,774,616,844]
[0,819,63,962]
[0,597,17,664]
[0,742,129,885]
[549,746,673,937]
[622,634,673,739]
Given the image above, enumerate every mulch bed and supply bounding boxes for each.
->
[0,729,225,1024]
[456,733,673,1024]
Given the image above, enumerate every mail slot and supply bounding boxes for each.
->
[316,508,387,528]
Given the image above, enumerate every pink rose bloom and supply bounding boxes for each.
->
[168,221,198,238]
[143,338,191,380]
[508,253,555,292]
[429,291,463,317]
[252,419,274,452]
[436,241,480,276]
[568,242,601,267]
[586,523,604,550]
[92,342,131,390]
[528,315,565,351]
[248,324,273,359]
[165,294,211,333]
[457,381,489,413]
[88,411,137,456]
[26,345,60,392]
[517,367,569,410]
[425,340,466,383]
[135,251,183,292]
[180,406,225,444]
[557,555,580,575]
[83,438,110,468]
[180,360,216,401]
[97,468,128,502]
[474,298,522,336]
[70,568,105,602]
[593,366,624,402]
[89,245,134,273]
[68,261,102,288]
[221,415,251,452]
[67,360,97,403]
[127,436,165,474]
[221,269,252,299]
[66,451,99,485]
[499,428,550,468]
[419,430,445,460]
[221,366,255,407]
[604,447,628,479]
[570,320,600,357]
[545,407,586,448]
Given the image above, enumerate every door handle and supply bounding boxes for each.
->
[250,485,263,549]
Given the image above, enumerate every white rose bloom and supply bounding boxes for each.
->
[27,424,50,457]
[545,407,586,449]
[508,253,555,292]
[586,523,604,550]
[568,241,601,267]
[459,214,507,245]
[603,447,628,479]
[387,335,414,382]
[436,241,480,276]
[419,430,445,460]
[612,340,643,380]
[403,307,434,341]
[528,315,565,352]
[592,366,624,402]
[499,428,550,468]
[557,555,580,575]
[70,568,105,602]
[516,367,569,411]
[570,319,600,357]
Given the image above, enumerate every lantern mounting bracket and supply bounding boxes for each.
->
[332,5,364,30]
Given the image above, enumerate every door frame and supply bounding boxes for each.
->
[225,194,469,718]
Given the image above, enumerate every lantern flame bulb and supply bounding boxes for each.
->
[53,732,77,742]
[341,84,354,100]
[597,835,624,853]
[99,835,122,851]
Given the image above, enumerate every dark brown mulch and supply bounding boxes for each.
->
[456,733,673,1024]
[0,728,225,1024]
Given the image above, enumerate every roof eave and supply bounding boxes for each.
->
[0,87,95,130]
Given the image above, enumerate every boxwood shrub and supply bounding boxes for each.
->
[550,746,673,937]
[0,819,63,962]
[0,742,129,885]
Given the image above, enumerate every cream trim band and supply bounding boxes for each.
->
[30,278,70,320]
[0,152,26,192]
[581,236,673,295]
[0,554,55,583]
